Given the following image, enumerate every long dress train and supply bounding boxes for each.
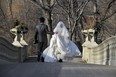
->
[42,21,81,62]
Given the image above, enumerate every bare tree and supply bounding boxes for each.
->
[56,0,89,43]
[0,0,14,41]
[29,0,56,32]
[92,0,116,43]
[28,0,57,45]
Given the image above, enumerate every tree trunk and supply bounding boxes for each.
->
[43,10,53,45]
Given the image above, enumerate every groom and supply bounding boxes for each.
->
[34,17,53,62]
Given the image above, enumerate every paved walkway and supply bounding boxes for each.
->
[24,55,84,63]
[0,56,116,77]
[0,62,116,77]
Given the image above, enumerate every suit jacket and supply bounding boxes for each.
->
[35,23,53,43]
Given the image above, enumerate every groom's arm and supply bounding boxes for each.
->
[34,26,38,44]
[46,25,54,35]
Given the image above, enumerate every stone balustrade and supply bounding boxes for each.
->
[0,37,28,63]
[82,36,116,66]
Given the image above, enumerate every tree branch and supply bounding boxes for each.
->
[102,10,116,21]
[0,5,9,27]
[29,0,46,10]
[56,0,69,14]
[103,0,116,20]
[72,0,89,33]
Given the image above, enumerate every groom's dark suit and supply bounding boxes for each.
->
[35,23,53,62]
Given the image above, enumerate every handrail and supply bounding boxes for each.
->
[82,36,116,66]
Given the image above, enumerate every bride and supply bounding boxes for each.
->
[42,21,81,62]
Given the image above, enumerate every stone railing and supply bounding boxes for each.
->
[82,36,116,66]
[0,37,28,63]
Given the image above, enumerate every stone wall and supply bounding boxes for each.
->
[82,36,116,66]
[0,37,27,63]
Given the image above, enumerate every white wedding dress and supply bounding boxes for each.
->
[42,21,81,62]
